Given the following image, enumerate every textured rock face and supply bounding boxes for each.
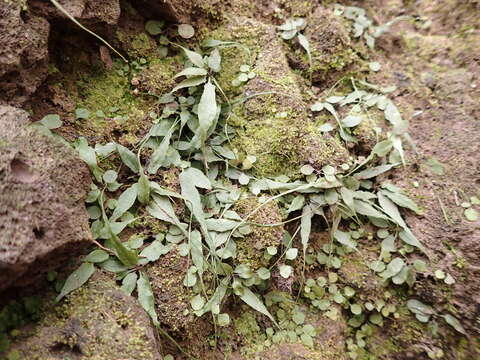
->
[0,106,92,291]
[0,0,122,106]
[0,2,50,106]
[6,273,162,360]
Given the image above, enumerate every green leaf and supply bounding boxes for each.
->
[111,184,138,221]
[217,313,230,326]
[76,137,102,182]
[354,200,388,219]
[297,34,312,70]
[340,187,355,214]
[104,221,139,267]
[174,67,208,78]
[279,264,293,278]
[197,81,217,144]
[84,249,109,263]
[382,257,405,279]
[75,108,90,119]
[146,195,184,229]
[205,218,240,232]
[121,272,138,295]
[178,23,195,39]
[140,240,171,262]
[102,170,118,184]
[40,114,62,129]
[301,205,313,257]
[137,272,159,326]
[354,164,397,179]
[285,248,298,260]
[398,230,423,251]
[287,195,305,213]
[145,20,164,35]
[334,230,357,250]
[257,267,271,280]
[381,189,422,215]
[442,314,467,335]
[378,192,407,228]
[179,168,211,240]
[341,115,363,128]
[190,294,205,311]
[406,299,434,317]
[147,121,176,174]
[137,174,151,205]
[208,48,222,72]
[171,75,206,93]
[369,62,381,71]
[239,287,276,323]
[464,208,478,222]
[292,310,306,325]
[56,262,95,302]
[181,47,205,68]
[190,230,204,275]
[116,144,140,173]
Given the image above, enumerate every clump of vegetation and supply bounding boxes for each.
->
[12,4,470,359]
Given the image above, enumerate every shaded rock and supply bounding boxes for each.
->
[29,0,121,25]
[5,272,161,359]
[135,0,195,23]
[0,106,92,292]
[0,2,50,106]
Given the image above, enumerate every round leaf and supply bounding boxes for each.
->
[40,114,62,129]
[145,20,164,35]
[190,294,205,311]
[178,24,195,38]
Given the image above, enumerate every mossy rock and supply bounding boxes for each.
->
[6,272,161,360]
[0,106,91,292]
[136,56,180,96]
[146,246,211,335]
[234,196,284,270]
[287,6,361,84]
[72,60,155,146]
[222,17,349,178]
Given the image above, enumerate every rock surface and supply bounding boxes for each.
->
[6,272,162,360]
[0,106,92,291]
[0,2,50,106]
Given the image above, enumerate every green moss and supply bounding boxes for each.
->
[204,18,268,98]
[234,197,284,270]
[116,30,159,59]
[0,297,42,354]
[137,56,179,96]
[74,60,154,145]
[231,99,348,178]
[9,274,159,359]
[146,246,199,333]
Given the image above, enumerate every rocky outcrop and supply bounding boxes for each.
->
[5,272,162,360]
[0,106,92,291]
[0,2,50,106]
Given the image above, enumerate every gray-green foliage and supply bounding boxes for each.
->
[53,19,465,357]
[334,4,409,48]
[278,18,312,72]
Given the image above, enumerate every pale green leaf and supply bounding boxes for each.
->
[121,272,138,295]
[111,184,138,221]
[239,287,276,323]
[56,262,95,302]
[116,144,140,173]
[137,272,159,326]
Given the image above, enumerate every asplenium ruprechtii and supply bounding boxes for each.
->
[54,15,464,357]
